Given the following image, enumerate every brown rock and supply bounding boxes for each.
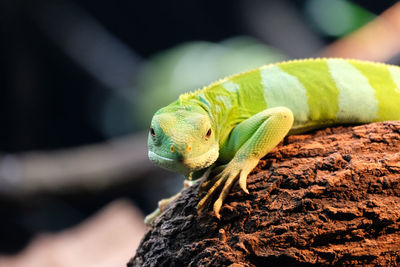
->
[129,122,400,266]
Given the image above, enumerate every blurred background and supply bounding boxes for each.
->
[0,0,399,266]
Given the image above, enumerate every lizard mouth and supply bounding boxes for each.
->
[148,144,219,175]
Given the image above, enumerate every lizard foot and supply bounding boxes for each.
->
[198,164,227,194]
[197,158,258,219]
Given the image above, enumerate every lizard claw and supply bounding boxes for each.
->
[212,172,239,218]
[197,171,227,214]
[198,164,227,194]
[197,158,258,218]
[239,165,253,194]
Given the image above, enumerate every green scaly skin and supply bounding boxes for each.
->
[145,58,400,224]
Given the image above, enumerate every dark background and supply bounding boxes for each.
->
[1,0,394,152]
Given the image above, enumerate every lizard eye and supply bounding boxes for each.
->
[150,127,156,137]
[205,128,212,139]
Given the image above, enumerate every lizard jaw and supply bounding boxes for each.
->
[148,144,219,175]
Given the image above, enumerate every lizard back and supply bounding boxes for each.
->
[179,58,400,142]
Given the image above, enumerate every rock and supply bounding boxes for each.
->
[129,122,400,266]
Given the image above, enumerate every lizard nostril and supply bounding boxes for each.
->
[187,146,192,152]
[170,145,174,152]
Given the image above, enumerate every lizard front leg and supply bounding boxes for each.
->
[198,107,294,218]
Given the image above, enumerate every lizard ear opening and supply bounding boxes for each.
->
[205,128,212,140]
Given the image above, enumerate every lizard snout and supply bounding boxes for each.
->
[170,143,192,159]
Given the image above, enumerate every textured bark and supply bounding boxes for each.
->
[129,122,400,267]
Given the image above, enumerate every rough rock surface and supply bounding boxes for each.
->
[129,122,400,266]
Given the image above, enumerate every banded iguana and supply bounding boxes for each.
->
[146,58,400,224]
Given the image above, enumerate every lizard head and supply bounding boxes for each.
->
[148,105,219,176]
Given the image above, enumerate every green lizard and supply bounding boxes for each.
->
[145,58,400,224]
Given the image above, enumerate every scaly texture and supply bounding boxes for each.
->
[147,58,400,221]
[132,122,400,266]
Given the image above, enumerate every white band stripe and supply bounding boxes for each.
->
[327,59,378,122]
[260,65,309,122]
[222,80,239,93]
[388,65,400,94]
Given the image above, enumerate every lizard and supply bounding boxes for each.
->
[145,58,400,224]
